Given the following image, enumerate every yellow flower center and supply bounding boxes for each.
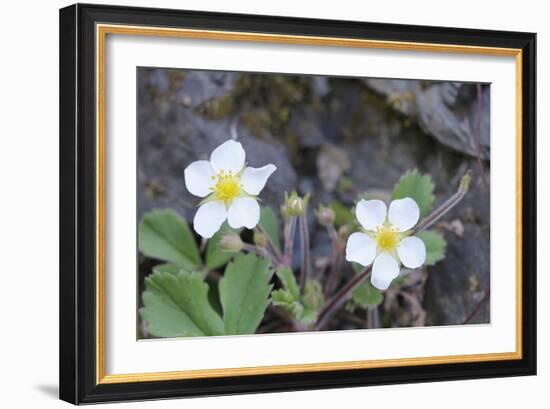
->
[209,170,242,204]
[375,224,400,251]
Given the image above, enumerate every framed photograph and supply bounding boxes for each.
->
[59,3,536,404]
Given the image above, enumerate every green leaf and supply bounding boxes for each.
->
[417,230,447,265]
[300,280,325,324]
[272,268,324,324]
[392,169,435,217]
[272,267,303,319]
[140,270,224,337]
[351,281,383,310]
[259,206,280,249]
[272,292,303,320]
[274,266,300,300]
[152,263,183,276]
[205,222,239,270]
[219,254,273,335]
[139,209,201,269]
[330,201,356,227]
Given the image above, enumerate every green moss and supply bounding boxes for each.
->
[199,95,236,119]
[198,73,314,141]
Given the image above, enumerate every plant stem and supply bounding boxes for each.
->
[412,170,471,235]
[367,306,380,329]
[299,213,311,292]
[199,237,207,253]
[242,243,271,260]
[463,288,490,324]
[324,225,343,296]
[255,224,282,263]
[315,265,372,330]
[283,216,297,266]
[339,311,367,327]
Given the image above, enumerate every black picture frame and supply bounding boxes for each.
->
[59,3,536,404]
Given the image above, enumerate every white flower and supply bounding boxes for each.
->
[345,198,426,290]
[184,140,276,238]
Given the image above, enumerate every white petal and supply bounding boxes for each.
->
[356,199,387,231]
[371,252,400,290]
[184,160,216,198]
[345,232,377,266]
[388,197,420,232]
[227,197,260,229]
[193,201,227,238]
[397,236,426,269]
[209,140,245,174]
[241,164,277,195]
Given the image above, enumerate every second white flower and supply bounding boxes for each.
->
[345,197,426,290]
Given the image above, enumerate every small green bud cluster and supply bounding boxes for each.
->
[282,191,310,217]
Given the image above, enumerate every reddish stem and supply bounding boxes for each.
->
[299,213,311,292]
[324,225,343,296]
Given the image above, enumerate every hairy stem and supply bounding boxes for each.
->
[324,225,343,296]
[283,216,297,266]
[412,171,471,235]
[255,224,282,263]
[315,265,372,330]
[299,213,311,292]
[367,306,380,329]
[463,288,490,324]
[242,243,271,260]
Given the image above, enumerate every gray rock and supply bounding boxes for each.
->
[287,107,326,148]
[422,178,491,326]
[362,79,490,160]
[312,76,330,98]
[177,70,239,108]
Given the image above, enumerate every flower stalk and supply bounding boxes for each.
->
[255,224,282,264]
[242,243,271,259]
[298,213,311,292]
[367,306,380,329]
[412,171,471,235]
[324,224,343,296]
[282,215,297,266]
[315,265,372,330]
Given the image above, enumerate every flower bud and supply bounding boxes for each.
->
[253,231,268,248]
[219,232,243,252]
[284,191,310,217]
[315,205,335,226]
[280,203,289,220]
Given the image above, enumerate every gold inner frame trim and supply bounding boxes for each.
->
[95,23,523,385]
